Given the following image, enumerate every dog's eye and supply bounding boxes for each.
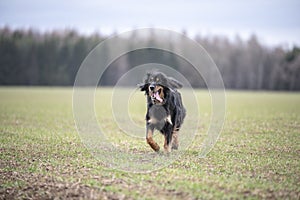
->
[156,78,160,82]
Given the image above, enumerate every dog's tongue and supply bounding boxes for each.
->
[154,92,163,102]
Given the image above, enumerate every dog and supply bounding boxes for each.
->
[138,71,186,153]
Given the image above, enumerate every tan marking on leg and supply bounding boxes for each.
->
[171,130,179,150]
[146,129,160,152]
[164,135,171,153]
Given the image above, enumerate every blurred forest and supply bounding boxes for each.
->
[0,27,299,90]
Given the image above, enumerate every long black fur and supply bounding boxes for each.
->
[138,71,186,152]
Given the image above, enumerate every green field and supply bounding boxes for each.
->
[0,87,299,199]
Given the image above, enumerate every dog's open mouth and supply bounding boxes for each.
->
[151,89,163,103]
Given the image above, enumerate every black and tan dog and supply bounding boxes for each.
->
[139,72,186,153]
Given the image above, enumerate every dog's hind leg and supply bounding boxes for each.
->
[146,127,160,152]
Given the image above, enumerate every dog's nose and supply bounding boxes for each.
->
[149,85,155,91]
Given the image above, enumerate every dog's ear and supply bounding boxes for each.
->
[138,72,151,91]
[167,76,183,89]
[138,83,148,91]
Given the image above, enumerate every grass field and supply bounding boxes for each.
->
[0,87,299,199]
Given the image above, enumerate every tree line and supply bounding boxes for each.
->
[0,27,299,90]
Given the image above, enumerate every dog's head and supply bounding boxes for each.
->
[138,72,183,105]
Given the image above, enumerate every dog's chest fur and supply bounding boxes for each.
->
[147,105,172,129]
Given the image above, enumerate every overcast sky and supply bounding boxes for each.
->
[1,0,299,47]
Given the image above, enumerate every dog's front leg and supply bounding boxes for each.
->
[171,130,179,150]
[163,129,173,153]
[163,135,171,153]
[146,126,160,152]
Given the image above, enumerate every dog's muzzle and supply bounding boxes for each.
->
[149,84,155,91]
[149,84,163,103]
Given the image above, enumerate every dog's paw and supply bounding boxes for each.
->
[171,144,178,150]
